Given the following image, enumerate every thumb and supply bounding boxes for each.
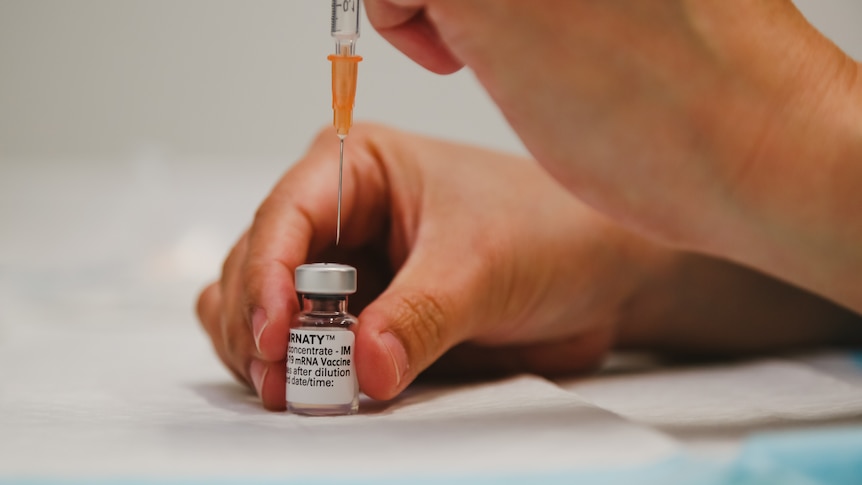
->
[354,248,483,400]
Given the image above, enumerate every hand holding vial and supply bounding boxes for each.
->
[196,124,861,411]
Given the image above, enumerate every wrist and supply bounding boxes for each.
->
[617,248,862,355]
[673,4,862,312]
[700,58,862,312]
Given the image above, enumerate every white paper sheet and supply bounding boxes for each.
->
[2,156,861,481]
[0,324,679,479]
[561,359,862,428]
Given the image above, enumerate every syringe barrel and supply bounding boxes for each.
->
[331,0,362,55]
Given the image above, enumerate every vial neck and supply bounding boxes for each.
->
[302,295,348,314]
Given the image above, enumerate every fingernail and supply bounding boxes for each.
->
[380,332,409,387]
[249,359,268,398]
[252,307,268,353]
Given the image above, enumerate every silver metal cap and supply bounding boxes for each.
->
[295,263,357,294]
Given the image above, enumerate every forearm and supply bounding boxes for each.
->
[679,2,862,315]
[709,118,862,317]
[371,0,862,316]
[618,251,862,356]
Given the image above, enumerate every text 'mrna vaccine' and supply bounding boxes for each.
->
[287,263,359,416]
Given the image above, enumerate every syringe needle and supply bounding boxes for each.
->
[330,0,362,246]
[336,137,344,246]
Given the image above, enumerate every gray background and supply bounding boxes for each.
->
[2,0,860,163]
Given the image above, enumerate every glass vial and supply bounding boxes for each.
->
[287,263,359,416]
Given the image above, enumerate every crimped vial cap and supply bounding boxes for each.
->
[295,263,356,294]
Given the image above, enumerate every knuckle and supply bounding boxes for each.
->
[346,121,381,136]
[311,124,334,146]
[241,258,282,300]
[221,316,251,369]
[195,283,219,326]
[250,196,278,234]
[220,233,247,280]
[200,309,251,386]
[214,333,247,384]
[241,258,265,288]
[311,121,386,149]
[220,255,232,283]
[393,291,451,364]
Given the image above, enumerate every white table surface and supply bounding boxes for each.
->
[2,156,861,483]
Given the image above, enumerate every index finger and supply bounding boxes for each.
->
[365,0,463,74]
[241,124,393,362]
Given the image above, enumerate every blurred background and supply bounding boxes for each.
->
[2,3,862,479]
[2,1,861,164]
[0,0,861,330]
[0,2,524,323]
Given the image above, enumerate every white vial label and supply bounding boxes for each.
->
[287,329,356,405]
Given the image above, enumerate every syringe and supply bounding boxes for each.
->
[330,0,362,245]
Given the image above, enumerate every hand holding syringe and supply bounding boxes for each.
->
[330,0,362,245]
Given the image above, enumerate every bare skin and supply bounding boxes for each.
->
[365,0,862,314]
[196,125,861,410]
[198,1,862,410]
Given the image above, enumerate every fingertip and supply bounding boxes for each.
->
[251,359,287,412]
[252,302,293,362]
[374,9,463,75]
[196,282,220,331]
[380,331,410,387]
[355,288,455,400]
[259,333,293,366]
[249,359,267,396]
[251,306,268,351]
[242,261,298,361]
[355,328,407,400]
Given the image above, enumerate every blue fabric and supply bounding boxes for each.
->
[5,429,862,485]
[727,426,862,485]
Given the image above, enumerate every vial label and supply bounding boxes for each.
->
[287,329,356,405]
